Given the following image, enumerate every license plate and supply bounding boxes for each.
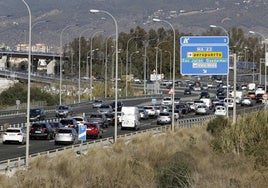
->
[35,131,41,133]
[9,134,15,136]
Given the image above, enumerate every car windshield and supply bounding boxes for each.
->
[30,109,41,115]
[58,106,69,110]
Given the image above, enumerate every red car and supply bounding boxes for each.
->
[84,122,103,139]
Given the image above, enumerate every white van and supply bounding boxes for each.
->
[121,106,141,130]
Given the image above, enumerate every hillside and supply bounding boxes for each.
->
[0,0,267,50]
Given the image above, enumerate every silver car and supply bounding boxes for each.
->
[157,112,171,125]
[54,128,78,145]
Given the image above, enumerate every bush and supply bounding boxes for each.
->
[157,152,196,188]
[206,116,230,136]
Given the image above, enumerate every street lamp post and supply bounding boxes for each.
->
[249,30,267,92]
[153,18,176,132]
[143,38,157,94]
[129,51,139,76]
[90,9,119,142]
[78,28,93,103]
[90,30,104,101]
[105,35,115,98]
[165,50,172,80]
[210,24,230,118]
[59,24,77,105]
[21,0,31,168]
[126,36,139,97]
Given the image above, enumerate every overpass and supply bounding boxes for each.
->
[0,50,61,60]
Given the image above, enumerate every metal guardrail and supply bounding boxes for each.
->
[0,114,216,172]
[0,104,264,172]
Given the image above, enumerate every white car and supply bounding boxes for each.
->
[161,97,172,105]
[195,105,209,115]
[214,106,227,116]
[241,97,253,106]
[143,106,157,118]
[72,116,88,125]
[2,128,26,144]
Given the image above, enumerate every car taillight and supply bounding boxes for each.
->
[42,128,47,132]
[30,127,34,131]
[4,133,7,135]
[17,133,22,135]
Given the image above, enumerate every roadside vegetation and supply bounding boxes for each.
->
[0,82,59,109]
[0,110,267,187]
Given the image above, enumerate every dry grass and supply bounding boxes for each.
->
[0,115,267,187]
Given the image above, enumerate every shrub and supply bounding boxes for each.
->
[157,152,196,188]
[206,116,230,136]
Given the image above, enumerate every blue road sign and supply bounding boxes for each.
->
[180,36,229,75]
[78,125,86,141]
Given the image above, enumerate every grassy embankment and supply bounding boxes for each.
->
[0,110,267,187]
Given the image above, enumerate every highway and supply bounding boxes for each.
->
[0,89,264,162]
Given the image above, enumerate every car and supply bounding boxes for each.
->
[97,104,113,114]
[161,97,172,105]
[49,122,64,136]
[168,109,183,120]
[195,104,209,115]
[92,99,104,108]
[55,105,73,118]
[30,108,46,122]
[201,83,208,90]
[143,106,157,118]
[176,103,190,114]
[247,91,256,100]
[104,113,115,126]
[256,93,264,103]
[199,91,210,99]
[110,101,124,111]
[30,122,54,140]
[84,122,104,139]
[2,127,26,144]
[87,113,109,128]
[139,108,149,120]
[241,97,254,106]
[59,118,79,130]
[214,106,227,116]
[184,88,191,95]
[113,111,122,125]
[54,128,78,145]
[72,116,88,125]
[157,112,172,125]
[224,98,234,109]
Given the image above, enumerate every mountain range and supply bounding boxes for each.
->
[0,0,267,51]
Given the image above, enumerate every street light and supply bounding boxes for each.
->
[210,24,230,118]
[209,24,229,36]
[90,9,119,142]
[105,34,115,98]
[59,24,77,105]
[249,30,267,92]
[21,0,31,168]
[78,28,93,103]
[164,50,172,80]
[129,50,139,77]
[126,36,139,97]
[155,40,168,80]
[153,18,176,132]
[90,30,104,101]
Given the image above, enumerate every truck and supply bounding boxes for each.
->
[121,106,141,130]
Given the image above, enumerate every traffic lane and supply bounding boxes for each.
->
[0,98,156,126]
